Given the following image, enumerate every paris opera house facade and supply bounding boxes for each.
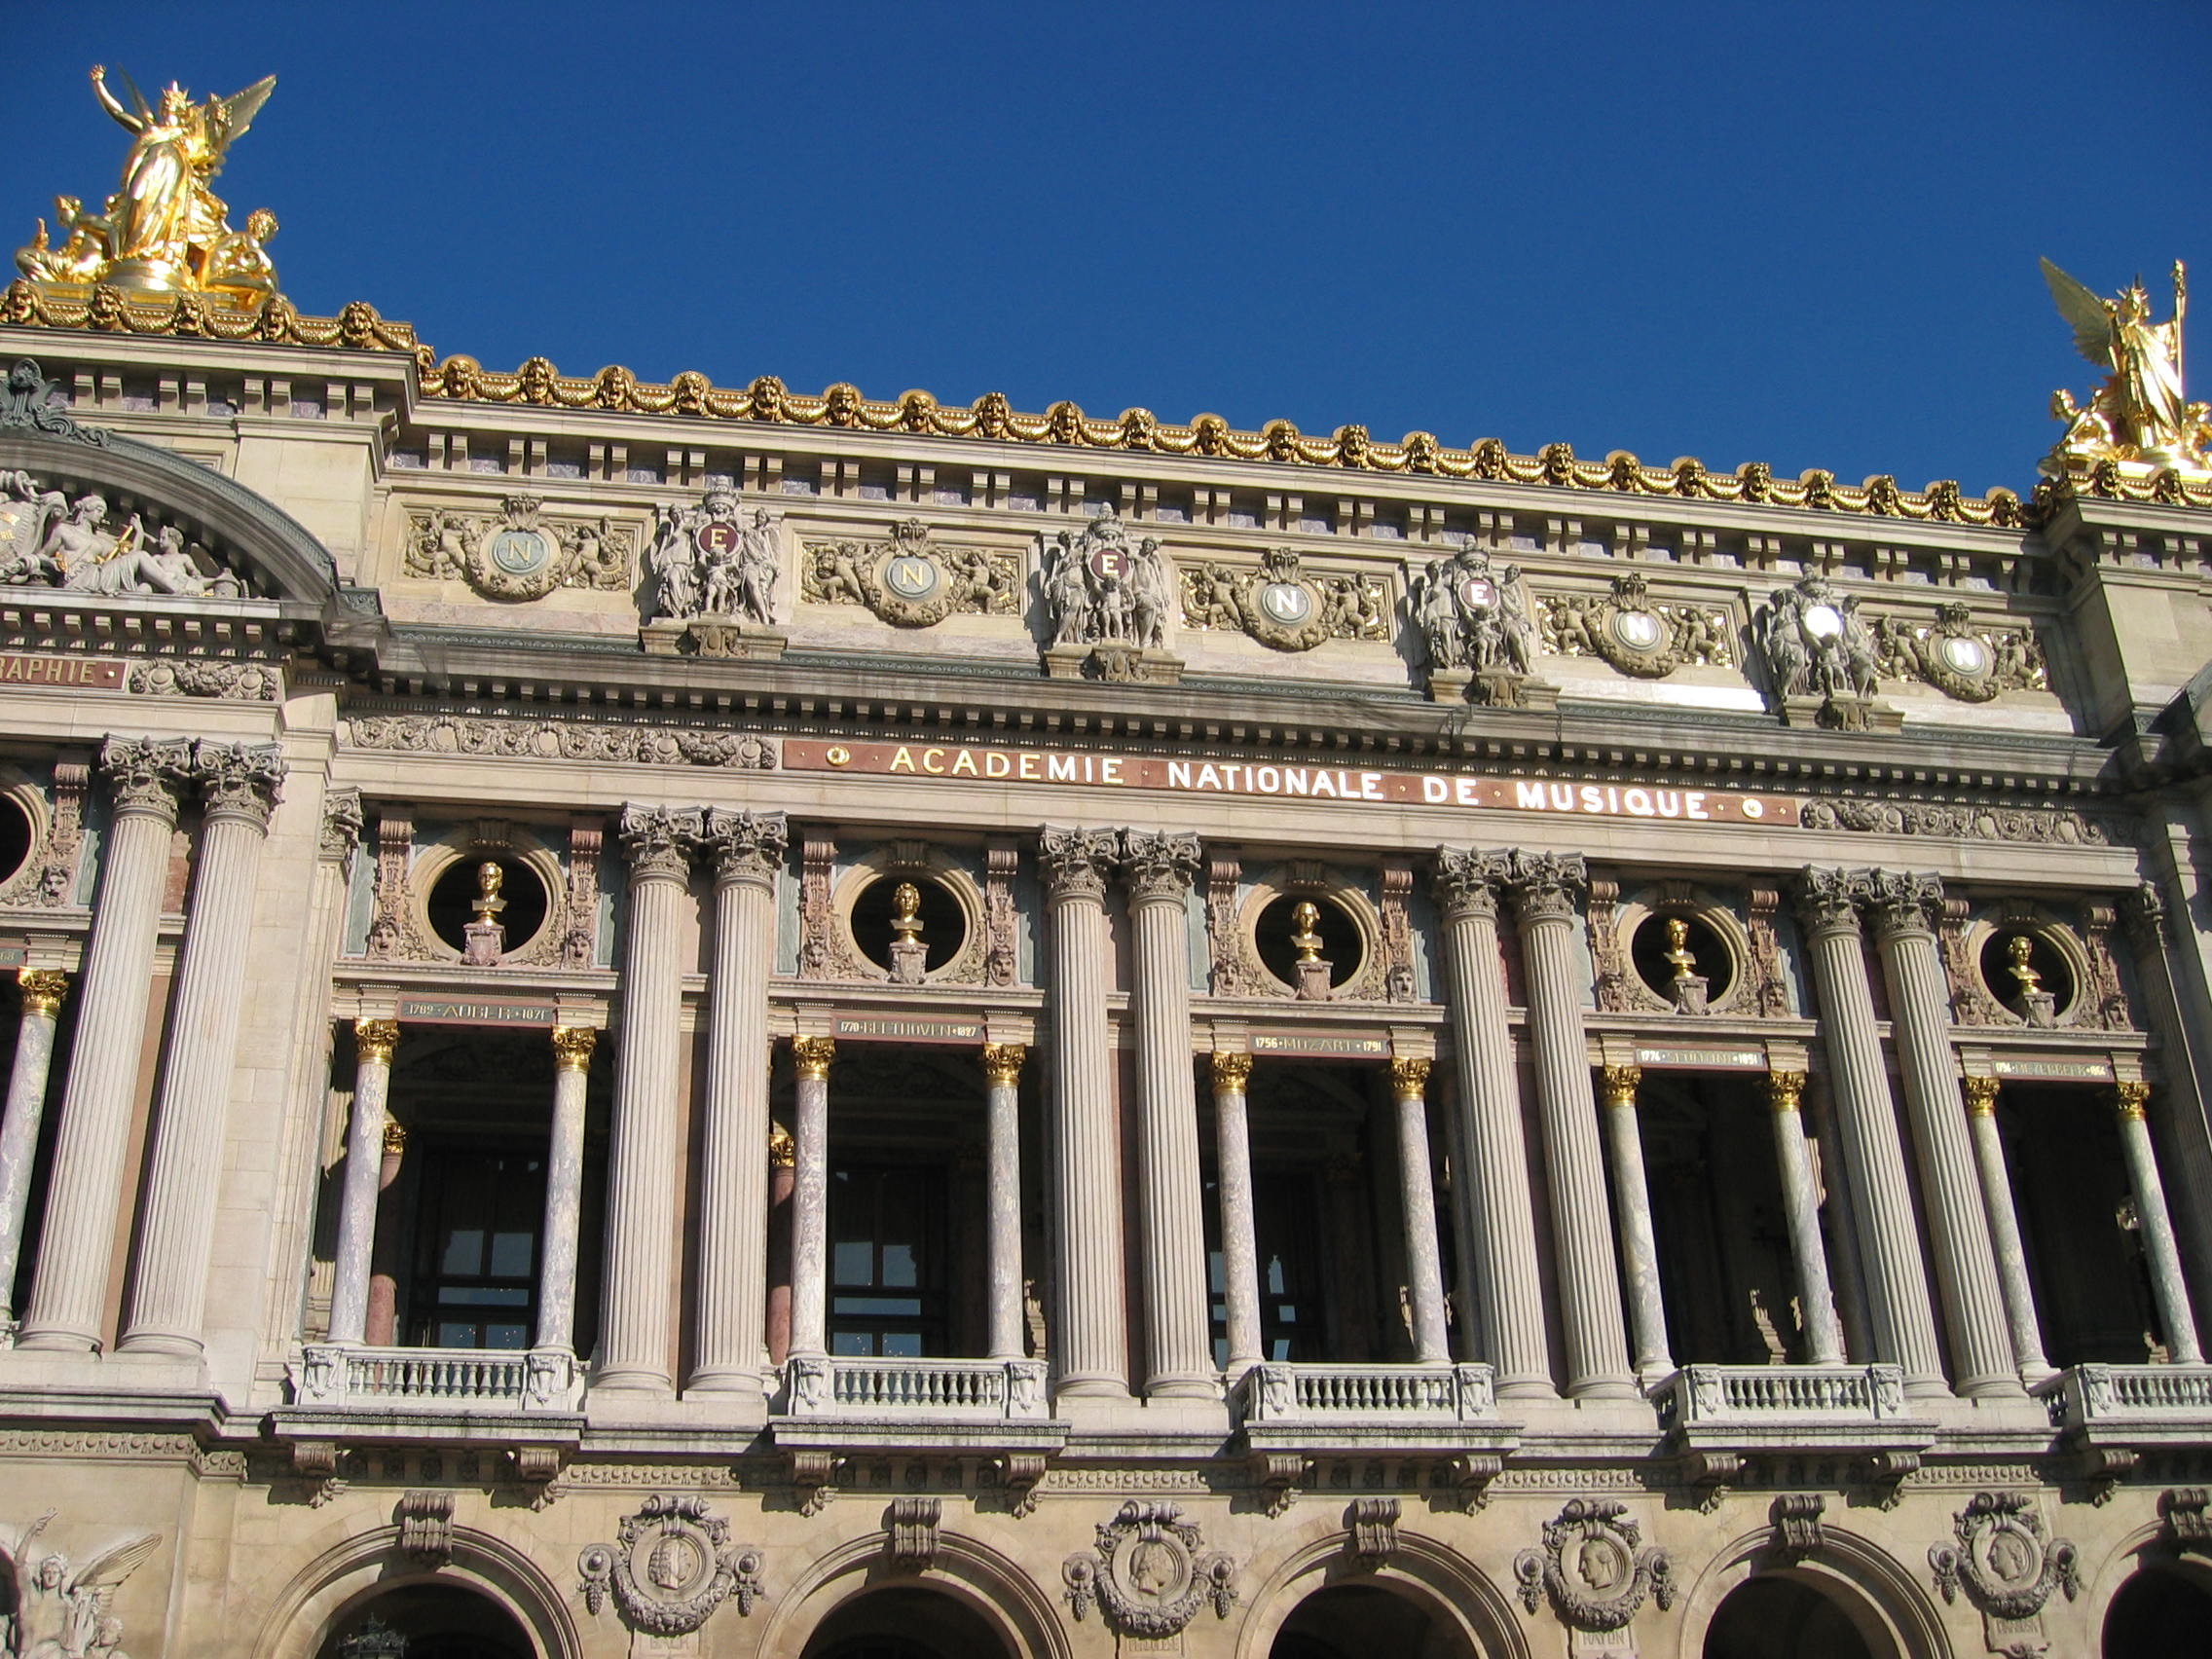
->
[8,104,2212,1658]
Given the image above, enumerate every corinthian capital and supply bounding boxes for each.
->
[1119,829,1201,903]
[1431,847,1510,920]
[98,735,192,820]
[1038,826,1120,903]
[702,806,789,884]
[1794,866,1872,934]
[1867,869,1943,938]
[617,802,703,883]
[1504,849,1587,923]
[193,739,285,828]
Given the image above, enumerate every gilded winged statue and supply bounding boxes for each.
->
[15,67,281,305]
[2042,256,2210,473]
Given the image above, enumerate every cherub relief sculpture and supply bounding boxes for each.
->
[645,488,781,625]
[2043,257,2209,473]
[0,1512,161,1659]
[1040,506,1173,651]
[1407,543,1536,675]
[0,471,240,598]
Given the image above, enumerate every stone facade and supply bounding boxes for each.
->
[0,293,2210,1659]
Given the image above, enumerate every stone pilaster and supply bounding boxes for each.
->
[2113,1082,2204,1364]
[1209,1051,1262,1374]
[690,808,787,1396]
[1389,1057,1451,1365]
[0,970,68,1328]
[1867,870,2019,1397]
[1766,1071,1847,1366]
[983,1043,1027,1362]
[1119,828,1213,1399]
[1431,848,1554,1399]
[1794,868,1946,1396]
[1507,850,1636,1400]
[786,1035,835,1364]
[326,1019,399,1346]
[537,1026,597,1354]
[1959,1076,2053,1381]
[1597,1063,1673,1383]
[1039,826,1129,1398]
[595,803,701,1392]
[18,737,191,1351]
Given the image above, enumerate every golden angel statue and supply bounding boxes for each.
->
[2042,256,2211,474]
[15,67,280,306]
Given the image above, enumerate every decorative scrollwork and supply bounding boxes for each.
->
[1061,1503,1236,1639]
[1512,1498,1673,1632]
[1927,1491,2079,1624]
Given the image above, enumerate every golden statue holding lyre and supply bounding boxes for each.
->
[2043,256,2211,476]
[16,66,281,305]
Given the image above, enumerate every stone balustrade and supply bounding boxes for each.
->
[2046,1363,2212,1428]
[781,1354,1051,1420]
[1659,1363,1907,1429]
[1235,1361,1496,1424]
[286,1343,581,1413]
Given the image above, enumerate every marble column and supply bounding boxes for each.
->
[983,1043,1028,1361]
[1120,829,1213,1400]
[690,808,787,1395]
[766,1123,794,1365]
[1210,1051,1262,1375]
[1868,871,2019,1397]
[1507,851,1637,1399]
[2120,882,2212,1302]
[1039,827,1129,1398]
[1597,1063,1673,1383]
[1431,849,1554,1399]
[0,970,68,1328]
[786,1035,834,1363]
[536,1026,596,1354]
[18,738,192,1352]
[364,1121,406,1346]
[1389,1058,1452,1365]
[1766,1072,1846,1366]
[326,1019,400,1346]
[1793,869,1946,1396]
[1959,1076,2053,1381]
[2113,1082,2204,1364]
[123,741,287,1354]
[595,803,701,1392]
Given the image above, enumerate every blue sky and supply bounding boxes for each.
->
[9,1,2208,496]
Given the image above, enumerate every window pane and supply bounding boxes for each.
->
[832,1241,874,1286]
[881,1332,923,1358]
[440,1228,485,1275]
[832,1331,875,1356]
[880,1243,917,1288]
[488,1229,535,1278]
[485,1322,530,1349]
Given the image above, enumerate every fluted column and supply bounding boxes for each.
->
[536,1026,596,1354]
[0,970,68,1329]
[18,738,192,1351]
[1794,869,1946,1395]
[2113,1082,2204,1364]
[1868,871,2019,1397]
[326,1019,399,1346]
[1120,829,1212,1399]
[1958,1077,2052,1381]
[1039,827,1129,1398]
[1431,850,1554,1399]
[983,1043,1028,1361]
[786,1035,834,1362]
[1766,1072,1846,1366]
[1597,1063,1673,1382]
[595,804,701,1392]
[690,809,787,1394]
[1210,1051,1262,1374]
[1390,1057,1451,1365]
[1508,851,1636,1399]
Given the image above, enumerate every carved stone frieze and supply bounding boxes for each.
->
[1799,794,2113,845]
[1871,603,2045,703]
[128,657,281,700]
[0,759,88,906]
[1061,1502,1236,1639]
[576,1494,762,1637]
[1538,571,1734,678]
[2078,901,2135,1031]
[1927,1491,2079,1625]
[1512,1498,1675,1632]
[1203,849,1259,996]
[0,1512,162,1659]
[1179,546,1388,651]
[404,494,632,600]
[342,715,776,770]
[800,518,1018,627]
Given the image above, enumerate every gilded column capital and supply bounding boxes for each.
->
[1210,1051,1253,1091]
[1389,1056,1433,1099]
[97,735,192,821]
[617,803,703,884]
[1505,849,1587,924]
[768,1122,795,1167]
[1430,847,1510,921]
[1961,1075,2000,1117]
[1793,866,1873,935]
[1598,1063,1642,1109]
[1766,1070,1808,1114]
[1867,869,1943,940]
[1037,825,1120,903]
[192,739,285,829]
[791,1034,836,1080]
[17,968,68,1016]
[702,806,788,886]
[318,786,364,864]
[2113,1081,2152,1122]
[551,1025,599,1072]
[353,1018,400,1064]
[382,1120,408,1156]
[981,1042,1026,1087]
[1119,829,1201,904]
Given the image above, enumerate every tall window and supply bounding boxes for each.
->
[1210,1167,1329,1364]
[830,1162,947,1356]
[409,1146,544,1349]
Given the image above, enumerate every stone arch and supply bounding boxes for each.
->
[2078,1512,2212,1650]
[1667,1525,1948,1659]
[757,1529,1070,1659]
[247,1522,580,1659]
[1231,1530,1529,1659]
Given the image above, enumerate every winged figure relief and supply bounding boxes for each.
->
[0,1514,162,1659]
[2042,256,2209,470]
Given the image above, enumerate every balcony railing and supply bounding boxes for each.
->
[783,1355,1051,1420]
[1234,1362,1496,1424]
[1658,1363,1906,1429]
[2044,1363,2212,1428]
[287,1343,581,1413]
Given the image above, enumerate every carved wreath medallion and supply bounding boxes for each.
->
[1514,1498,1674,1632]
[1928,1491,2079,1623]
[1062,1502,1237,1639]
[576,1494,762,1637]
[1179,546,1388,652]
[1872,603,2045,703]
[1538,571,1733,679]
[405,494,633,601]
[800,518,1018,627]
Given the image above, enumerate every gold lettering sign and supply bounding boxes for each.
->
[0,654,125,688]
[395,996,556,1027]
[831,1015,984,1044]
[786,739,1798,826]
[1249,1032,1391,1056]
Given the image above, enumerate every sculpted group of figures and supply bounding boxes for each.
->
[645,489,782,626]
[0,472,239,599]
[0,1515,159,1659]
[1041,505,1175,651]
